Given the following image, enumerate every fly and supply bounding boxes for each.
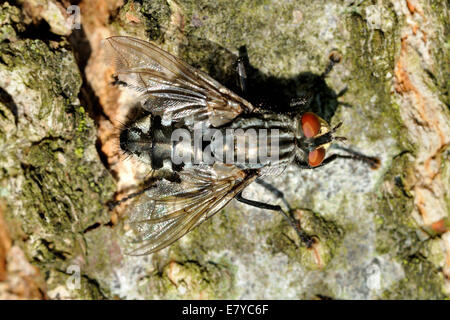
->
[104,36,380,255]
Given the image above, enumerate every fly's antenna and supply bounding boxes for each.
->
[331,121,343,133]
[334,136,347,143]
[330,122,347,144]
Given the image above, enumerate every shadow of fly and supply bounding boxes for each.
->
[104,36,380,255]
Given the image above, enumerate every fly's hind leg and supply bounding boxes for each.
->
[106,171,173,210]
[236,189,314,248]
[107,170,180,210]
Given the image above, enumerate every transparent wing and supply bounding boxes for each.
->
[104,36,254,127]
[124,164,258,255]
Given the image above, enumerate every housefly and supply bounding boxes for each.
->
[104,36,380,255]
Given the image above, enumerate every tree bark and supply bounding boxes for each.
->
[0,0,448,299]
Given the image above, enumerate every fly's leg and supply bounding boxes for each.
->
[237,57,247,94]
[236,46,249,95]
[288,51,342,114]
[321,50,342,78]
[295,150,380,170]
[315,153,379,169]
[236,191,314,248]
[107,185,154,210]
[255,179,291,211]
[329,145,381,169]
[316,50,343,115]
[107,170,180,210]
[111,75,128,88]
[106,173,165,210]
[255,180,316,247]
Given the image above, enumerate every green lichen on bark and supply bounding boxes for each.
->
[0,2,26,42]
[381,256,446,299]
[148,260,235,299]
[342,1,446,299]
[140,0,172,41]
[0,2,115,299]
[265,209,343,270]
[373,153,446,299]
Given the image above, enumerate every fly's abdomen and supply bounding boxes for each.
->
[120,114,174,169]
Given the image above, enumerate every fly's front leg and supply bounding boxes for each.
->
[321,50,342,78]
[295,148,380,170]
[323,154,380,169]
[329,145,381,169]
[236,191,314,248]
[289,51,342,114]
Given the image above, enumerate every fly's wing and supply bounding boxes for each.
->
[125,164,258,255]
[104,36,255,127]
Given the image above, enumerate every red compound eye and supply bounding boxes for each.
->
[301,112,321,138]
[308,148,325,167]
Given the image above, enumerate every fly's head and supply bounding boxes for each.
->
[294,112,346,168]
[119,115,153,166]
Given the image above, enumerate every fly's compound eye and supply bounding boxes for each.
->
[301,112,321,138]
[301,113,327,166]
[308,147,325,167]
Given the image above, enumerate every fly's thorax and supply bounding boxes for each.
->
[209,113,297,168]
